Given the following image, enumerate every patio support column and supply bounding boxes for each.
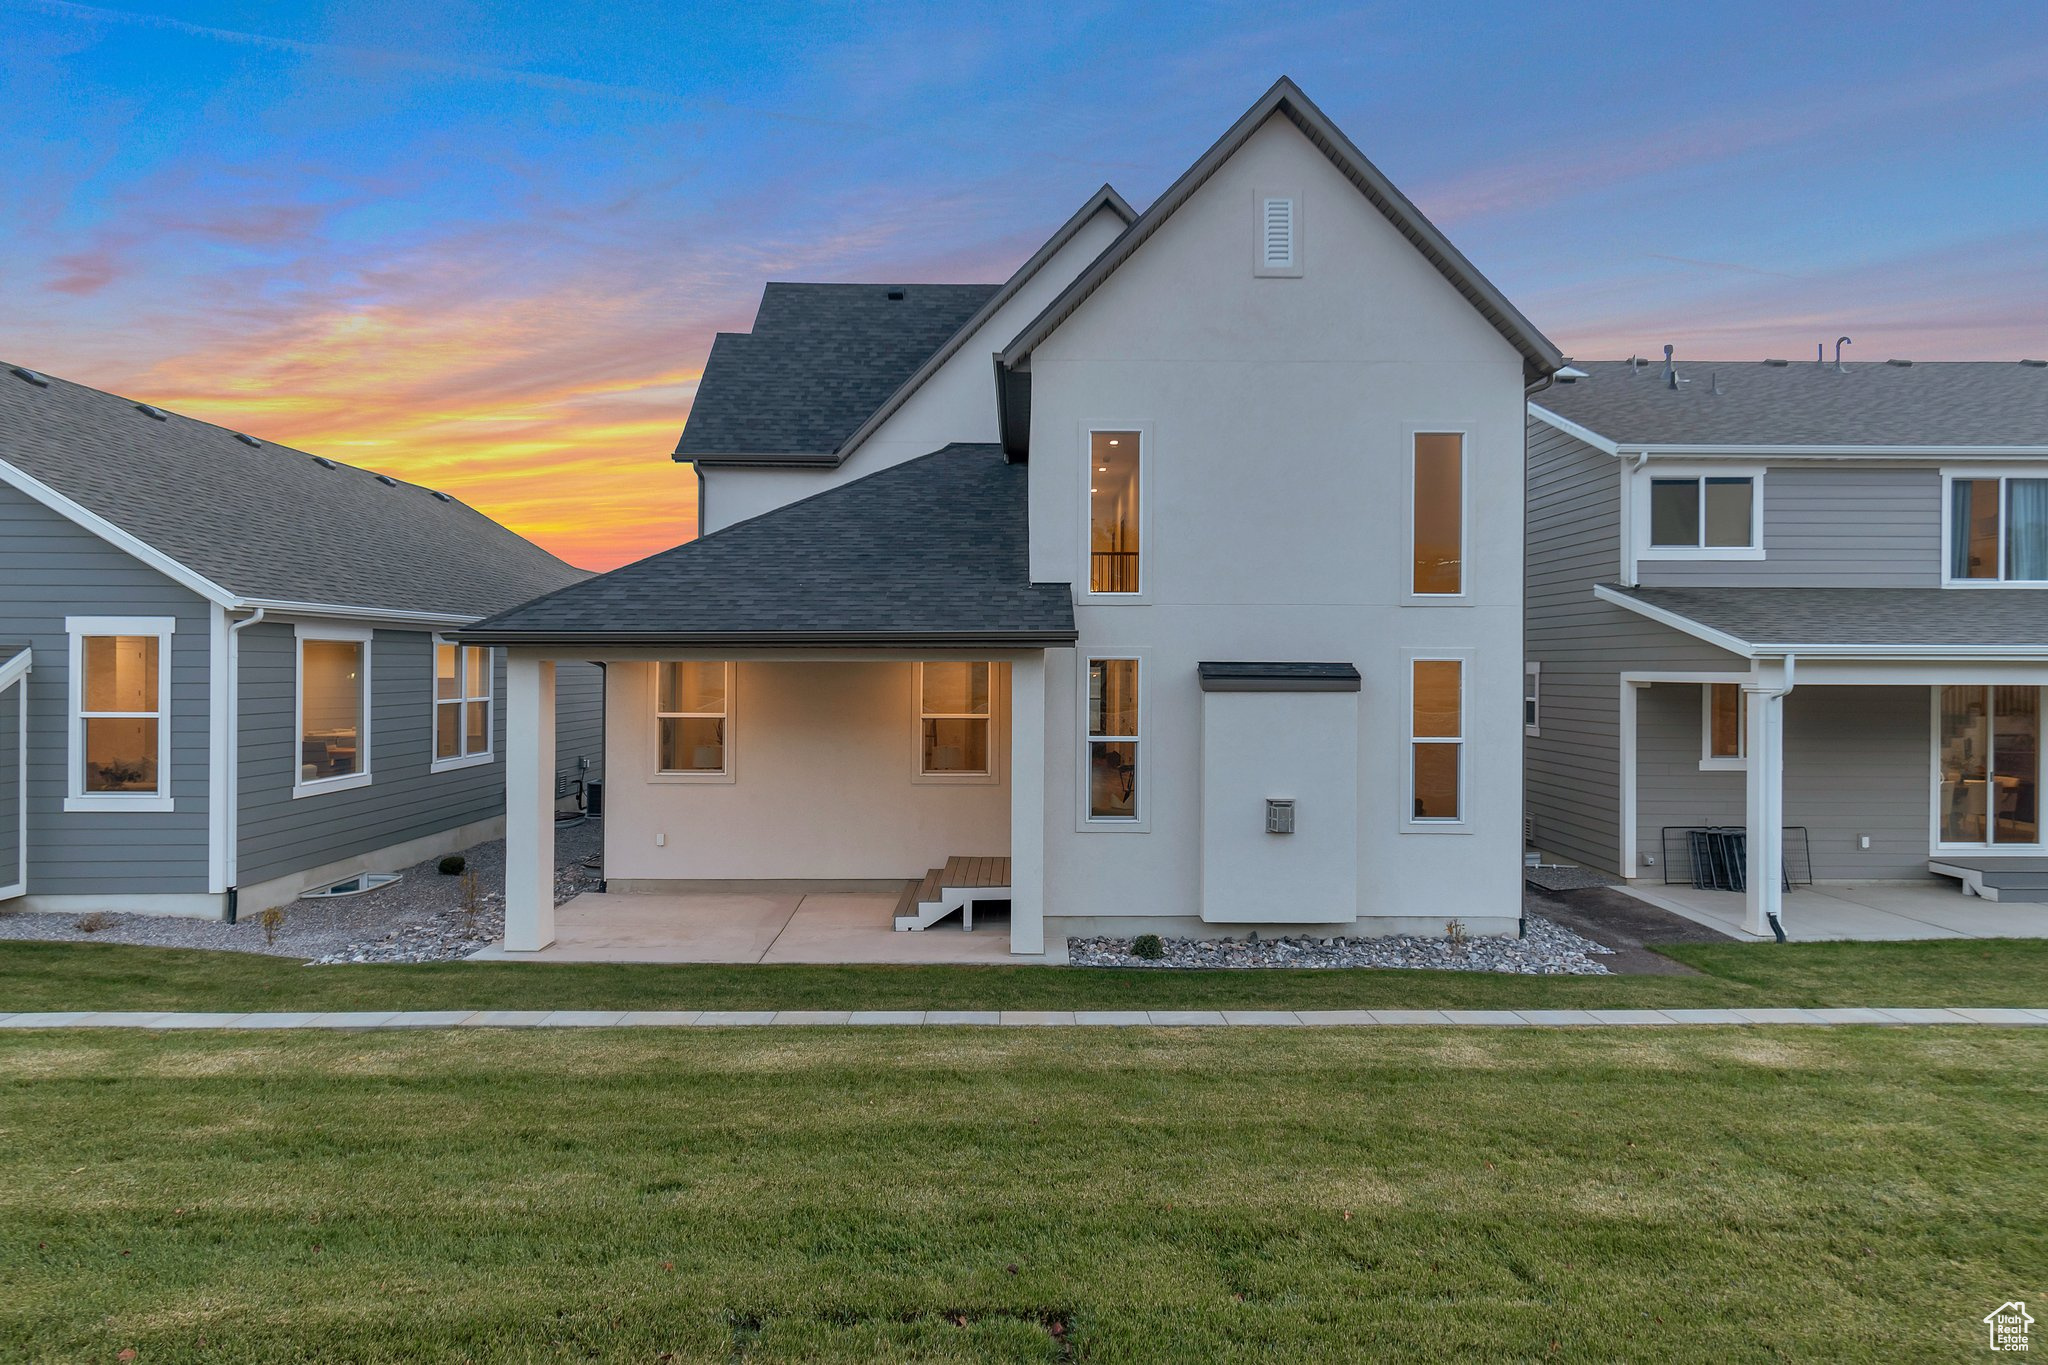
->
[1009,654,1046,955]
[1743,659,1791,938]
[505,653,557,952]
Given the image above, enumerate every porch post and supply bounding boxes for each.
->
[1743,664,1787,937]
[505,653,557,952]
[1009,653,1046,955]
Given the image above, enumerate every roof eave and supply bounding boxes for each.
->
[454,627,1080,649]
[683,451,842,469]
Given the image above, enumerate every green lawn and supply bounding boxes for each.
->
[2,936,2047,1014]
[2,1027,2041,1361]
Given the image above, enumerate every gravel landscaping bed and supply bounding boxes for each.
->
[1524,863,1623,892]
[0,819,603,964]
[1068,912,1615,974]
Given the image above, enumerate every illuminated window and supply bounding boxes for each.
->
[67,617,173,811]
[1088,431,1141,594]
[1085,657,1139,821]
[657,662,729,774]
[1703,683,1746,766]
[433,638,494,770]
[1412,433,1464,594]
[1410,659,1461,822]
[297,627,370,794]
[919,662,991,776]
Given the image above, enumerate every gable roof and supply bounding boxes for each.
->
[463,443,1075,647]
[675,284,1001,466]
[0,364,588,622]
[999,76,1563,386]
[1533,360,2048,451]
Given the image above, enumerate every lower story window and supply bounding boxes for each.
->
[434,639,494,764]
[1086,657,1139,820]
[1938,684,2040,845]
[920,662,991,775]
[1411,658,1461,821]
[657,661,729,774]
[70,622,172,803]
[1704,683,1746,764]
[299,634,369,788]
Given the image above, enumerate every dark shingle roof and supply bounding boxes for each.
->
[465,443,1075,646]
[1538,360,2048,448]
[675,284,1001,462]
[1604,584,2048,652]
[0,365,588,618]
[1197,661,1361,691]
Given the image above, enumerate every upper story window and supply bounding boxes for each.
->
[1948,475,2048,584]
[433,638,494,772]
[66,616,174,813]
[918,662,992,779]
[1088,430,1142,595]
[1651,475,1756,550]
[657,661,729,776]
[1411,432,1465,596]
[296,625,372,797]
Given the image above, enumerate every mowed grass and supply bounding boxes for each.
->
[2,1027,2044,1362]
[4,936,2048,1014]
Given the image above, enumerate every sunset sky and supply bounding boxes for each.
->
[5,1,2045,570]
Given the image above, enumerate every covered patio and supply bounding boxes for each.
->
[1621,879,2048,941]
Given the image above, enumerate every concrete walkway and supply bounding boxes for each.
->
[3,1007,2044,1029]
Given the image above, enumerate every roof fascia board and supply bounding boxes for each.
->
[236,599,482,629]
[0,648,30,690]
[1527,403,1621,455]
[1000,77,1563,383]
[1592,583,1755,658]
[0,454,237,607]
[831,186,1136,467]
[1622,444,2048,459]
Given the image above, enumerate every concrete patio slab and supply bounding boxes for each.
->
[1619,879,2048,941]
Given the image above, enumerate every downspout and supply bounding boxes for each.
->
[222,607,267,923]
[1754,653,1797,943]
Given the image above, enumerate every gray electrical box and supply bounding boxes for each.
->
[1265,798,1296,834]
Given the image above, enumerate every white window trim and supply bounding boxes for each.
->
[1401,651,1470,834]
[650,660,734,784]
[1523,662,1541,737]
[1080,424,1151,603]
[1700,681,1748,771]
[64,615,175,814]
[1930,684,2048,852]
[1940,467,2048,588]
[430,636,496,774]
[911,662,1000,785]
[292,622,373,799]
[1405,426,1472,604]
[1253,187,1302,277]
[1634,465,1766,561]
[1077,652,1146,832]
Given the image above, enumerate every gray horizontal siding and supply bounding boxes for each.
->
[0,483,214,895]
[1637,465,1942,588]
[1636,683,1933,881]
[555,661,605,796]
[0,678,20,889]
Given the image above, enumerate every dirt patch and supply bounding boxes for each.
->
[1521,885,1733,974]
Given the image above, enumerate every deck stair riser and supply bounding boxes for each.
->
[1928,858,2048,904]
[893,855,1012,931]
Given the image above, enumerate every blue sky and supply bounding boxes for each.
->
[3,0,2044,564]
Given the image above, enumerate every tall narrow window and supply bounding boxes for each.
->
[1089,431,1141,594]
[1939,685,2040,844]
[433,639,494,769]
[1947,476,2048,582]
[297,631,369,793]
[920,662,991,776]
[1705,683,1746,764]
[68,620,172,809]
[1411,659,1462,821]
[1412,433,1464,594]
[657,662,729,775]
[1523,663,1541,736]
[1086,658,1139,820]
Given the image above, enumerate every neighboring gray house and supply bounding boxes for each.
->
[0,363,603,918]
[1525,355,2048,933]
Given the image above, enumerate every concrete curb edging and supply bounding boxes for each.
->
[1,1007,2045,1030]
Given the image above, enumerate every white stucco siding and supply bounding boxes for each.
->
[1027,113,1530,930]
[603,660,1010,882]
[698,206,1129,535]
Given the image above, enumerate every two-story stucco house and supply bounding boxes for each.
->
[466,77,1563,956]
[1525,354,2048,936]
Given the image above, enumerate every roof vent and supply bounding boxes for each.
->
[1886,358,1913,367]
[312,456,338,470]
[1763,358,1789,367]
[430,490,454,503]
[8,365,49,387]
[2022,359,2047,368]
[885,288,905,301]
[135,403,168,421]
[374,474,397,487]
[233,432,262,447]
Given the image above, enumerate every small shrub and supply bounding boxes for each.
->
[438,855,466,876]
[1445,919,1469,952]
[75,911,112,934]
[1130,932,1165,961]
[259,906,286,947]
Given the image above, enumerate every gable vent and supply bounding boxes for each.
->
[135,403,168,421]
[233,432,262,447]
[8,365,48,387]
[1261,196,1295,270]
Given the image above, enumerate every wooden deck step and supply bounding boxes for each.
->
[917,867,944,904]
[939,855,1011,890]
